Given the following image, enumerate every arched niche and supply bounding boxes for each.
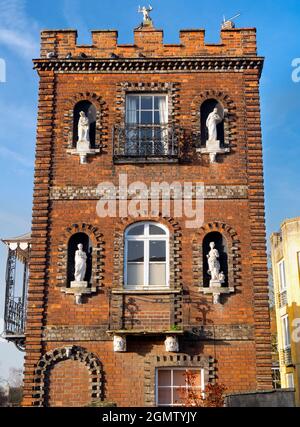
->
[67,232,93,286]
[202,231,228,287]
[73,101,97,148]
[200,99,224,146]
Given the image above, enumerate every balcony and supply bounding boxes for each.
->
[279,290,287,307]
[113,124,180,163]
[281,348,293,367]
[1,233,31,351]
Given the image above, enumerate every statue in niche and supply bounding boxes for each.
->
[78,111,90,144]
[138,5,153,24]
[206,107,223,141]
[74,243,87,282]
[207,242,221,282]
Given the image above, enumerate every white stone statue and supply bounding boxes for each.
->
[78,111,90,144]
[206,107,222,141]
[138,5,153,23]
[114,335,127,353]
[164,336,179,353]
[207,242,221,282]
[74,243,87,283]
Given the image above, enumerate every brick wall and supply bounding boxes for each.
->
[22,25,272,407]
[47,359,90,407]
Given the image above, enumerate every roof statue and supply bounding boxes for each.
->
[138,5,153,27]
[222,13,241,29]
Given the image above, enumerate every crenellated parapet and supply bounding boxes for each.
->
[39,26,258,60]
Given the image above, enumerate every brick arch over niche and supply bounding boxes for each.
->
[33,346,103,407]
[63,92,107,150]
[192,221,242,290]
[190,90,237,147]
[56,223,104,289]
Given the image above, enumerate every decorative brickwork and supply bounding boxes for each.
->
[244,70,272,389]
[21,24,272,406]
[144,354,215,406]
[62,92,107,150]
[56,223,104,289]
[109,216,183,331]
[33,346,102,407]
[192,221,242,292]
[50,185,248,200]
[191,89,237,148]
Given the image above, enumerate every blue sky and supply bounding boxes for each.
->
[0,0,299,380]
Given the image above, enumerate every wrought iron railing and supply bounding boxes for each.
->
[280,348,293,366]
[113,124,180,160]
[3,248,28,339]
[279,290,287,307]
[4,298,25,336]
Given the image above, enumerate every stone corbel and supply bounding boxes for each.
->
[199,285,235,304]
[196,140,230,164]
[113,335,127,353]
[61,282,98,305]
[67,145,101,164]
[164,335,179,353]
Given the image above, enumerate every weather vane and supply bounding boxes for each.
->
[138,5,153,27]
[222,13,241,29]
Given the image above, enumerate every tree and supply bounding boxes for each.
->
[179,370,227,407]
[8,368,23,407]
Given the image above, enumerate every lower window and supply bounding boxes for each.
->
[156,368,205,407]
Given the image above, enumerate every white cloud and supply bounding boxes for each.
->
[0,0,39,59]
[0,145,33,168]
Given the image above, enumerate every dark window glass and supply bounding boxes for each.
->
[128,241,144,263]
[150,241,166,262]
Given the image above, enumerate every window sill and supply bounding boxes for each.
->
[113,157,179,165]
[112,288,181,295]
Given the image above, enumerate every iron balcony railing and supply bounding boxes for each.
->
[279,290,288,307]
[113,124,180,160]
[4,298,25,336]
[280,348,293,366]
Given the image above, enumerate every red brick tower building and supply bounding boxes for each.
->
[21,16,272,407]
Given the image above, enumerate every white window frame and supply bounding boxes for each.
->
[286,373,294,389]
[124,222,170,289]
[126,94,168,126]
[155,368,205,407]
[282,314,291,349]
[278,259,287,292]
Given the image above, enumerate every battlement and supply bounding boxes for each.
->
[39,26,258,59]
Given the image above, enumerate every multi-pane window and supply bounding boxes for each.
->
[286,373,295,389]
[156,368,205,407]
[272,367,281,389]
[282,314,291,349]
[278,260,287,292]
[125,94,168,156]
[125,222,169,289]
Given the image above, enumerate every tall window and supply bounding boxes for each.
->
[286,373,294,389]
[125,222,169,289]
[282,315,291,349]
[125,94,168,156]
[278,260,287,292]
[156,368,205,407]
